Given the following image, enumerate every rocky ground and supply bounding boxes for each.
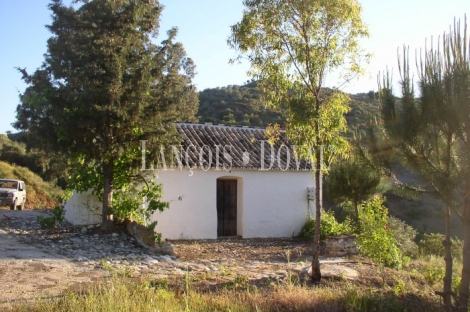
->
[0,209,361,308]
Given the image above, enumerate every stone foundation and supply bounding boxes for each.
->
[325,234,358,257]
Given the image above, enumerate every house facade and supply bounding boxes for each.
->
[65,123,316,239]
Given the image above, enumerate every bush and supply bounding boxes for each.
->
[356,197,402,269]
[37,206,65,229]
[387,216,419,258]
[297,210,353,240]
[418,233,463,261]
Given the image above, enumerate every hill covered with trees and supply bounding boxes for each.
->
[197,82,379,135]
[197,82,284,126]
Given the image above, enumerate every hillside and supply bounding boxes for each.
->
[0,161,62,209]
[198,82,284,126]
[197,83,380,133]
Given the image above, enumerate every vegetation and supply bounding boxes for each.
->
[37,206,65,229]
[0,160,62,208]
[197,84,380,132]
[359,17,470,310]
[229,0,368,283]
[326,155,385,218]
[198,82,283,126]
[387,216,419,259]
[0,134,68,188]
[297,210,353,240]
[8,273,442,312]
[3,1,467,310]
[419,233,463,262]
[14,0,197,229]
[356,198,402,270]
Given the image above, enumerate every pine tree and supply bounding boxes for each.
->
[364,18,470,311]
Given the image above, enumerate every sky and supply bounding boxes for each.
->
[0,0,468,134]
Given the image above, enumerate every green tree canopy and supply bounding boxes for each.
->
[15,0,198,229]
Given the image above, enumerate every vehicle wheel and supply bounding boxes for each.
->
[10,199,17,210]
[18,200,25,210]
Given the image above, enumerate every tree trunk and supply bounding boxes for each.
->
[101,160,115,231]
[311,145,322,283]
[458,198,470,311]
[353,197,359,220]
[443,205,453,311]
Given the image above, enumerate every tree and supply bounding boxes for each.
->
[365,18,469,311]
[14,0,198,230]
[326,155,384,218]
[229,0,368,282]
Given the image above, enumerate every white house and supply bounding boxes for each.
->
[65,123,316,239]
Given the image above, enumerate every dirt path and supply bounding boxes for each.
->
[0,209,361,309]
[0,210,105,307]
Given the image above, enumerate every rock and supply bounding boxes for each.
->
[308,264,359,280]
[143,257,159,265]
[325,235,358,257]
[112,233,119,238]
[159,255,172,262]
[151,243,175,256]
[81,227,87,234]
[126,221,156,248]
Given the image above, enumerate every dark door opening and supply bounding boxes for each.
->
[217,179,237,237]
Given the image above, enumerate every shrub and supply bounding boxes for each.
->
[387,216,418,258]
[418,233,463,261]
[412,264,445,286]
[356,197,402,269]
[297,210,353,240]
[37,206,65,229]
[110,179,169,225]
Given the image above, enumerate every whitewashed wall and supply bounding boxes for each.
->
[64,190,101,225]
[63,169,315,239]
[151,169,314,239]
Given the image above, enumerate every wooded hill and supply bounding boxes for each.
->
[197,82,379,135]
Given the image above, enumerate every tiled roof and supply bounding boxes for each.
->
[174,123,312,171]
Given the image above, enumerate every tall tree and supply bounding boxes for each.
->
[365,18,469,311]
[229,0,368,282]
[14,0,198,230]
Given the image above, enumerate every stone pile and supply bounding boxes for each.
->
[324,235,358,257]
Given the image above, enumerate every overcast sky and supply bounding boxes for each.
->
[0,0,468,134]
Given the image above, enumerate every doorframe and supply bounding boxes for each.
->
[216,177,243,238]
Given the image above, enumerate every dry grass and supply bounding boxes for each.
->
[0,161,62,208]
[5,270,441,312]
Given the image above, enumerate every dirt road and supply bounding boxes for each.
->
[0,210,104,308]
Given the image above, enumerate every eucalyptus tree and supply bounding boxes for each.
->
[15,0,198,230]
[229,0,368,282]
[367,19,470,311]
